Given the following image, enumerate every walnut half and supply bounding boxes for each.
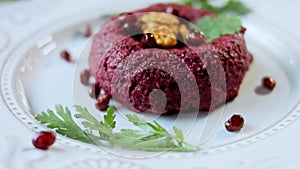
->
[138,12,189,48]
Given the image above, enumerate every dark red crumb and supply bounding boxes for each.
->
[32,131,56,150]
[84,24,92,37]
[60,50,72,62]
[80,69,91,86]
[225,114,244,132]
[89,83,101,99]
[95,93,112,111]
[262,77,276,90]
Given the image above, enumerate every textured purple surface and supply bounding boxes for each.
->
[89,3,252,115]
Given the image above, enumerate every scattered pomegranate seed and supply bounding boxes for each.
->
[84,24,92,37]
[225,114,244,132]
[186,29,205,46]
[32,131,56,150]
[80,69,91,86]
[95,93,111,111]
[60,50,72,62]
[89,83,101,99]
[262,77,276,90]
[140,33,157,48]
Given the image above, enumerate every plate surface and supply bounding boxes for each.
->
[1,1,300,163]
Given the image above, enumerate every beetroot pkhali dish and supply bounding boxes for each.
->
[88,3,252,115]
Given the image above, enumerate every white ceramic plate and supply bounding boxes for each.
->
[1,2,300,167]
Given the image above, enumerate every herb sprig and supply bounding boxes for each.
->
[35,105,94,144]
[195,14,242,41]
[180,0,251,16]
[182,0,249,41]
[35,105,199,152]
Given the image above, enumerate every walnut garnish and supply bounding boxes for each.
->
[139,12,179,25]
[138,12,190,48]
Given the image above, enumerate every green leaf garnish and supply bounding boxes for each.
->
[104,107,116,129]
[35,105,199,152]
[180,0,251,16]
[173,126,184,146]
[194,15,242,41]
[35,105,94,144]
[0,0,17,2]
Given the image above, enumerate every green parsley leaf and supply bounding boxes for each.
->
[119,129,150,139]
[74,105,113,139]
[173,126,184,146]
[180,0,196,6]
[0,0,17,2]
[74,105,100,130]
[195,15,242,41]
[104,107,116,129]
[36,105,200,152]
[35,105,94,144]
[125,114,153,131]
[180,0,251,16]
[217,0,251,16]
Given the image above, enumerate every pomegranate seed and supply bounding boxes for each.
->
[262,77,276,90]
[95,93,111,111]
[166,6,179,16]
[225,114,244,132]
[84,24,92,37]
[140,33,157,48]
[186,29,205,46]
[60,50,72,62]
[80,69,91,86]
[32,131,56,150]
[89,83,101,99]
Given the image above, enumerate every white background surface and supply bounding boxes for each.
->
[0,0,300,169]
